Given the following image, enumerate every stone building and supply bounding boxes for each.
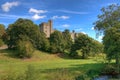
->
[39,20,78,41]
[71,30,78,41]
[39,20,53,38]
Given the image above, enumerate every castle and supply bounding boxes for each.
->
[39,20,78,41]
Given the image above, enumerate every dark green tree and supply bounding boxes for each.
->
[0,24,6,46]
[62,29,73,51]
[0,24,6,38]
[94,4,120,32]
[16,35,34,58]
[49,30,65,53]
[91,39,103,54]
[94,4,120,71]
[70,33,93,58]
[7,18,49,51]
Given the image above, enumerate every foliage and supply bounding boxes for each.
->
[0,39,4,47]
[70,33,93,58]
[62,29,73,51]
[94,4,120,69]
[101,64,119,76]
[49,30,65,53]
[94,4,120,33]
[103,26,120,65]
[16,38,34,58]
[7,18,49,51]
[0,24,7,44]
[91,39,103,54]
[0,24,6,39]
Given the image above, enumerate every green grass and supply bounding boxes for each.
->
[0,49,105,80]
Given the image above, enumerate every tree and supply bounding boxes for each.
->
[70,33,93,58]
[91,39,103,54]
[62,29,73,51]
[94,4,120,71]
[0,24,6,46]
[94,4,120,33]
[49,30,65,53]
[103,26,120,64]
[16,35,34,58]
[7,18,49,51]
[0,24,6,39]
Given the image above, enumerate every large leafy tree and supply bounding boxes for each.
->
[70,33,93,58]
[0,24,6,39]
[94,4,120,68]
[49,30,65,53]
[91,39,103,54]
[0,24,6,46]
[7,18,49,51]
[62,29,73,51]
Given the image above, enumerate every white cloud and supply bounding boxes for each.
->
[62,24,70,28]
[52,15,69,20]
[32,14,46,20]
[58,10,89,14]
[81,32,87,34]
[91,27,94,30]
[60,16,69,19]
[29,8,47,14]
[29,8,47,20]
[1,1,19,12]
[98,35,103,40]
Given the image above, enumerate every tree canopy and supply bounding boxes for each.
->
[94,4,120,70]
[49,30,65,53]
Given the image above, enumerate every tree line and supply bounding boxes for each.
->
[0,19,103,58]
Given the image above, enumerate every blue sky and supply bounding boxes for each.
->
[0,0,120,41]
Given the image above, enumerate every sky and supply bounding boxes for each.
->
[0,0,120,41]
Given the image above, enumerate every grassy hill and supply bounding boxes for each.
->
[0,49,105,80]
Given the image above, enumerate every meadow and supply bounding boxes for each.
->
[0,49,105,80]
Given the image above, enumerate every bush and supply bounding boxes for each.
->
[0,39,4,47]
[16,40,34,58]
[101,64,119,76]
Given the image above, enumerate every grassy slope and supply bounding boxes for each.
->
[0,49,105,80]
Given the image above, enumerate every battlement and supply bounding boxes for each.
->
[39,20,53,38]
[39,20,78,41]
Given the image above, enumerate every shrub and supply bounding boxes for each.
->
[0,39,4,47]
[101,64,119,76]
[16,40,34,58]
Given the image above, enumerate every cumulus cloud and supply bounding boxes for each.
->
[29,8,47,20]
[62,24,70,28]
[81,31,87,34]
[31,14,46,20]
[52,15,69,20]
[98,35,103,40]
[29,8,47,14]
[91,27,94,30]
[1,1,19,12]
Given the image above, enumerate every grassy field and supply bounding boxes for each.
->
[0,49,106,80]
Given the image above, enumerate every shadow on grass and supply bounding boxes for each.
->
[37,63,105,80]
[0,48,18,58]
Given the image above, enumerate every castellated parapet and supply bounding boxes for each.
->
[39,20,53,38]
[39,20,78,41]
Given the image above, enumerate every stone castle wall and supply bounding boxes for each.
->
[39,20,78,41]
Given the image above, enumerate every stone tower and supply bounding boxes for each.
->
[39,20,53,38]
